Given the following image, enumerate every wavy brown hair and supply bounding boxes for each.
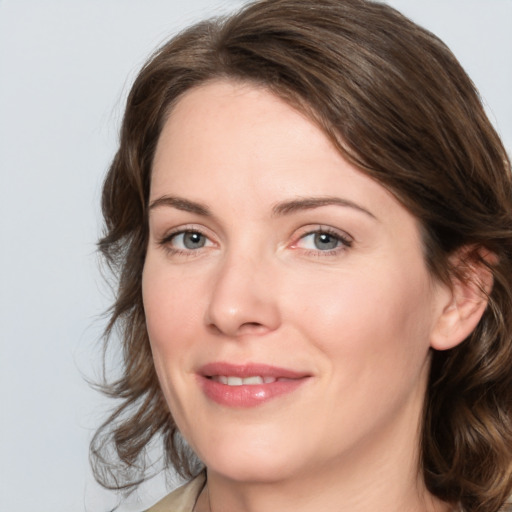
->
[91,1,512,510]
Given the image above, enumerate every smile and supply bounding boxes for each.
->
[210,375,295,385]
[197,363,311,407]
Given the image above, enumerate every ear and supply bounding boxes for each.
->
[430,247,495,351]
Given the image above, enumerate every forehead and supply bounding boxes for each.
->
[151,80,408,227]
[152,81,360,193]
[153,80,322,173]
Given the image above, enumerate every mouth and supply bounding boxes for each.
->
[209,375,297,385]
[197,362,311,407]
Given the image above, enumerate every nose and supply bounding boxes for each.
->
[205,252,281,338]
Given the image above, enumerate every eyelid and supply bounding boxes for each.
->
[158,222,211,240]
[290,225,353,252]
[156,223,352,258]
[157,224,217,255]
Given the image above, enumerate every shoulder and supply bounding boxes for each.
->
[145,472,206,512]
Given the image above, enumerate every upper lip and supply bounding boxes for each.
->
[198,362,310,379]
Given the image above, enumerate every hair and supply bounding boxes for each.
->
[90,1,512,510]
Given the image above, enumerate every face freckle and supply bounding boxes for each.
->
[142,80,447,486]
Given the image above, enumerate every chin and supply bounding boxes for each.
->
[195,428,305,483]
[208,454,301,484]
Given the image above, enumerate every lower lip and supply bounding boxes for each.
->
[198,376,308,408]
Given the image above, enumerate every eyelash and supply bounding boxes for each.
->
[157,226,353,258]
[291,226,353,257]
[157,226,213,258]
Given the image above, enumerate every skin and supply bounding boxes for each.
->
[142,80,469,512]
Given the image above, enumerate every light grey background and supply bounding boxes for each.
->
[0,1,511,511]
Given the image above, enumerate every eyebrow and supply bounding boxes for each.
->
[148,195,211,216]
[272,196,377,219]
[148,194,376,220]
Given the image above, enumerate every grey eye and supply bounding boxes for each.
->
[312,232,340,250]
[169,231,208,250]
[181,231,206,249]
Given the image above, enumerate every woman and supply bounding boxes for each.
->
[91,1,512,511]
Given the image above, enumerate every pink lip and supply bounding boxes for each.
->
[197,362,311,408]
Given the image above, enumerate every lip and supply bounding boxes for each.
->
[197,362,311,408]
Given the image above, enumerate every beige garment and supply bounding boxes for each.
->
[145,473,206,512]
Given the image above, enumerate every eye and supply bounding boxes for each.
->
[159,228,215,255]
[172,231,208,250]
[294,228,352,253]
[303,232,340,250]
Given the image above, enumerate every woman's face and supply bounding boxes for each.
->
[143,80,449,484]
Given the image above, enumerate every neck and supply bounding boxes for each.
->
[196,425,452,512]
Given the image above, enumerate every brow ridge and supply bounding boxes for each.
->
[148,194,375,220]
[272,196,376,219]
[148,195,211,216]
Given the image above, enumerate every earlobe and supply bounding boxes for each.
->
[430,248,495,351]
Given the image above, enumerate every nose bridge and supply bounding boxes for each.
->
[205,242,280,337]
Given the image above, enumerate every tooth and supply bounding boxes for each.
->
[243,376,264,385]
[215,375,278,386]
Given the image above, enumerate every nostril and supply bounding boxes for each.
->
[207,320,268,337]
[237,322,268,336]
[207,323,224,335]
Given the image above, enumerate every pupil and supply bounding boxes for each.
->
[314,233,338,250]
[184,232,205,249]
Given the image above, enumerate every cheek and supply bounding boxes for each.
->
[142,260,205,345]
[142,260,209,425]
[288,262,434,378]
[288,266,435,443]
[142,261,209,409]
